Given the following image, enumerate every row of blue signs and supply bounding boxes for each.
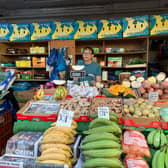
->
[0,14,168,41]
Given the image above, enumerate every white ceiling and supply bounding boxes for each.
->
[0,0,167,23]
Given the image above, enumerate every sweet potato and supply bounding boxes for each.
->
[160,94,168,99]
[138,86,146,94]
[161,81,168,89]
[142,93,148,99]
[164,89,168,94]
[142,81,151,89]
[155,89,163,96]
[151,83,160,89]
[147,88,154,93]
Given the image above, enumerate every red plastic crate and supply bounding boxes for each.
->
[17,101,59,122]
[123,117,161,129]
[161,121,168,130]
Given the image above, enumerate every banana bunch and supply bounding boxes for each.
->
[82,117,123,168]
[34,85,44,100]
[152,145,168,168]
[36,120,78,168]
[147,129,168,148]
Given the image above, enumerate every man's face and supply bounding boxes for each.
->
[83,49,94,62]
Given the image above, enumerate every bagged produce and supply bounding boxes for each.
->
[159,107,168,121]
[124,155,149,168]
[122,130,151,158]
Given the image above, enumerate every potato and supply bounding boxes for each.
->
[124,107,130,114]
[137,98,144,105]
[142,110,150,116]
[129,106,134,114]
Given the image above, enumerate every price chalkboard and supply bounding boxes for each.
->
[56,109,74,127]
[148,92,159,102]
[98,107,109,120]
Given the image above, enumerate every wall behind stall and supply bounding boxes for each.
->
[0,0,167,23]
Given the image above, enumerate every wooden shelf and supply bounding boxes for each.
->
[15,79,48,82]
[102,65,147,69]
[76,51,146,56]
[1,66,46,69]
[1,53,48,56]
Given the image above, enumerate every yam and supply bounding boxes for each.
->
[164,89,168,94]
[155,89,163,96]
[142,81,151,89]
[138,86,146,94]
[147,88,154,93]
[161,94,168,99]
[151,83,160,89]
[161,81,168,89]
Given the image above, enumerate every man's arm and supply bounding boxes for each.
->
[96,76,101,82]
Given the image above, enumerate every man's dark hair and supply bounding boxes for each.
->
[83,47,94,54]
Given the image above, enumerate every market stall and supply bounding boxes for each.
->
[1,13,168,168]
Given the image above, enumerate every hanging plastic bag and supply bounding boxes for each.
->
[124,155,149,168]
[122,130,151,158]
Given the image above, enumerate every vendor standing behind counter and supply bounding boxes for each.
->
[76,47,102,85]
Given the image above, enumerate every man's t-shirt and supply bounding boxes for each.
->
[78,61,101,83]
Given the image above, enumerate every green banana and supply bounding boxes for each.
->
[89,118,116,129]
[147,130,156,145]
[165,146,168,168]
[160,130,167,147]
[110,115,119,123]
[153,129,161,148]
[83,125,122,135]
[157,148,166,168]
[83,149,123,158]
[152,150,160,168]
[83,132,119,144]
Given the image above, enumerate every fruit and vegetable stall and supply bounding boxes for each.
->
[1,73,168,168]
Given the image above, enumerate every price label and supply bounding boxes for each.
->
[98,107,109,119]
[70,71,86,78]
[148,92,159,102]
[57,109,74,127]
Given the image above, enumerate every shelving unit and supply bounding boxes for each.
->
[75,37,149,78]
[0,41,49,82]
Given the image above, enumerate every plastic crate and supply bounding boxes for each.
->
[21,74,32,79]
[32,57,46,67]
[16,60,31,67]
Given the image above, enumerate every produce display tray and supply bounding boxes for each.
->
[17,101,60,122]
[89,97,123,125]
[125,63,147,68]
[123,116,161,129]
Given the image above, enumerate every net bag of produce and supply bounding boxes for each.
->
[124,155,149,168]
[122,130,150,158]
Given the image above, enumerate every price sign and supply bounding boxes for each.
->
[98,107,109,119]
[57,109,74,127]
[148,92,159,102]
[70,71,86,78]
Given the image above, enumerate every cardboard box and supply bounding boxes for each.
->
[32,57,46,67]
[30,22,52,41]
[10,23,30,41]
[6,131,42,158]
[123,15,149,37]
[98,19,122,39]
[123,116,161,129]
[108,57,122,67]
[17,100,60,121]
[150,14,168,35]
[52,21,74,40]
[74,20,97,39]
[0,23,11,40]
[89,98,123,124]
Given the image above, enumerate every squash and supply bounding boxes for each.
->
[102,88,118,98]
